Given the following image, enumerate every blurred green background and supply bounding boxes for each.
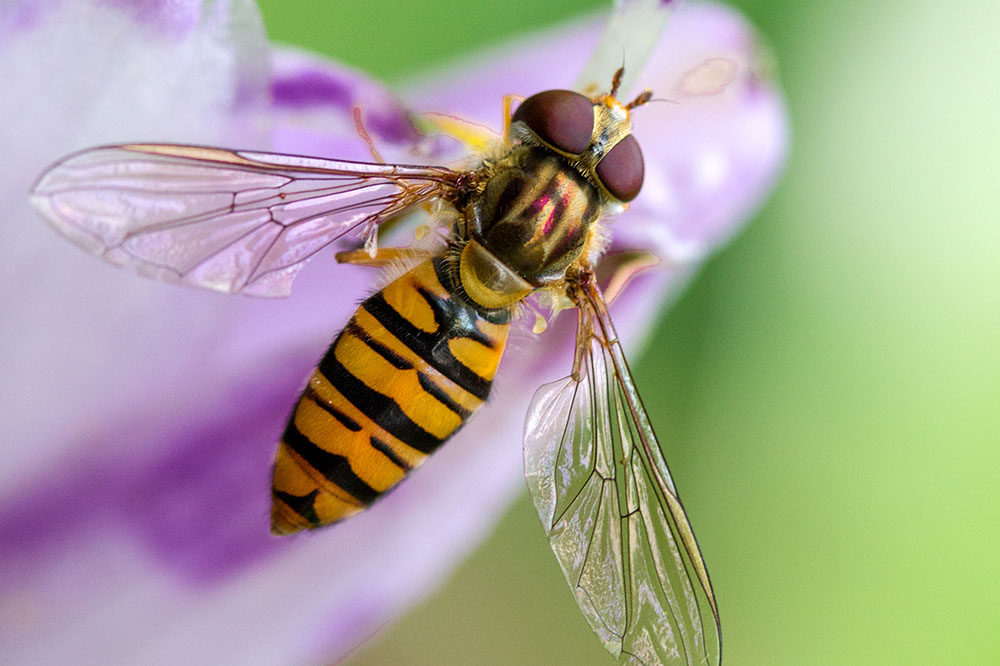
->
[256,1,1000,664]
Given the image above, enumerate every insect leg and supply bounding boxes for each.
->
[599,250,662,304]
[501,94,525,144]
[412,112,499,153]
[335,247,434,268]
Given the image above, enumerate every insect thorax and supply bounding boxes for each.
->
[456,146,602,311]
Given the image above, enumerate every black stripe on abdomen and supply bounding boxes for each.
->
[272,489,320,525]
[282,420,379,505]
[345,320,414,370]
[303,385,361,431]
[318,351,444,454]
[362,293,492,401]
[417,371,471,420]
[370,436,413,472]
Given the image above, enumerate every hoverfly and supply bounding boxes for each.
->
[30,64,721,666]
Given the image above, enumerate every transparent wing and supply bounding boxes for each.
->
[29,144,461,297]
[576,0,673,97]
[524,281,720,666]
[576,1,742,102]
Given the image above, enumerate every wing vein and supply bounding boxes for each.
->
[523,277,721,666]
[31,144,460,296]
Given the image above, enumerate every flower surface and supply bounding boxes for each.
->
[0,1,786,664]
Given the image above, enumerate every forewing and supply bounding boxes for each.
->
[524,288,720,666]
[30,144,460,297]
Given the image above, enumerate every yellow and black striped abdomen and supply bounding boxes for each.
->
[271,258,511,534]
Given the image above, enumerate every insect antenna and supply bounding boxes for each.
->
[609,65,625,99]
[625,89,655,110]
[643,96,679,105]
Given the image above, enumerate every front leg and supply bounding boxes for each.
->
[335,247,434,268]
[501,94,525,144]
[598,249,662,304]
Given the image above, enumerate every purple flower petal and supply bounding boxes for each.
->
[0,0,270,484]
[267,48,466,165]
[0,3,786,666]
[0,0,248,41]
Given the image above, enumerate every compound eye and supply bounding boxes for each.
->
[595,134,644,202]
[511,90,594,155]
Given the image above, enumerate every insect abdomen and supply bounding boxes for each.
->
[271,258,511,534]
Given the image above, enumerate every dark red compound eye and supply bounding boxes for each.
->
[511,90,594,155]
[595,134,644,202]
